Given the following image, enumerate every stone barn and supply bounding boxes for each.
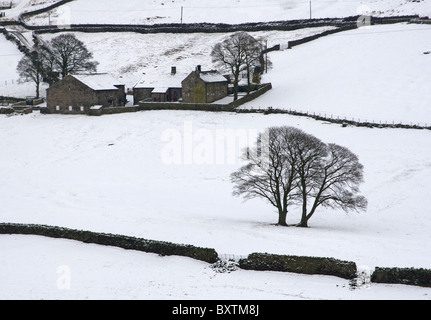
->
[133,67,185,104]
[181,66,229,103]
[46,74,126,114]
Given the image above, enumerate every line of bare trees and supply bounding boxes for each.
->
[231,126,368,228]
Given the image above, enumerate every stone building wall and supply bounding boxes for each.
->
[182,71,205,103]
[182,70,228,103]
[46,76,97,113]
[46,76,125,114]
[133,88,153,104]
[206,81,228,103]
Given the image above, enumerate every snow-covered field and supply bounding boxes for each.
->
[37,27,336,92]
[2,235,431,300]
[23,0,431,26]
[0,32,48,98]
[0,0,60,21]
[242,23,431,125]
[1,110,431,299]
[1,0,431,301]
[0,26,336,98]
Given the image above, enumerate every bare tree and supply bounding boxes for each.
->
[46,34,98,79]
[211,32,264,101]
[37,44,59,84]
[17,54,43,98]
[231,126,301,226]
[231,126,368,228]
[289,130,329,227]
[297,143,368,228]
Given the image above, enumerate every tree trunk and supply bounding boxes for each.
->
[35,79,40,98]
[246,67,251,95]
[233,69,240,101]
[278,210,288,226]
[298,180,308,227]
[297,218,309,228]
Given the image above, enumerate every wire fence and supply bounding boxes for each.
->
[238,107,431,131]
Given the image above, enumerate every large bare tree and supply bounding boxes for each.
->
[231,126,368,227]
[289,129,329,227]
[297,143,368,228]
[211,32,264,101]
[231,126,301,226]
[46,34,98,79]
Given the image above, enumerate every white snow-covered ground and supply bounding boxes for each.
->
[1,1,431,301]
[1,111,431,261]
[1,111,431,299]
[1,235,430,300]
[0,0,61,21]
[23,0,431,26]
[242,23,431,126]
[0,32,47,98]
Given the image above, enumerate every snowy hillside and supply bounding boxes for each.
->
[1,0,431,301]
[0,0,59,21]
[0,32,48,97]
[242,23,431,125]
[1,110,431,299]
[1,111,431,267]
[36,27,336,91]
[23,0,431,26]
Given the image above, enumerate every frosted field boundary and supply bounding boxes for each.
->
[2,223,431,288]
[27,15,423,35]
[236,108,431,131]
[0,223,219,263]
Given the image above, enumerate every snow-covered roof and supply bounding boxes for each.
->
[152,87,169,94]
[134,71,186,89]
[73,74,124,91]
[199,71,228,83]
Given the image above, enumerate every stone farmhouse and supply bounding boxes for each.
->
[45,66,230,114]
[181,66,229,103]
[133,66,229,105]
[46,74,126,114]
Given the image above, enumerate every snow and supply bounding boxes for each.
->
[134,71,187,90]
[6,111,431,266]
[0,32,47,98]
[0,0,61,21]
[242,23,431,126]
[2,235,431,300]
[37,27,336,93]
[199,71,228,83]
[72,74,124,91]
[22,0,431,26]
[2,0,431,301]
[1,111,431,299]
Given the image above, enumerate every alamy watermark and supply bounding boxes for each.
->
[160,121,268,166]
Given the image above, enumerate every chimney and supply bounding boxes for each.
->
[196,65,202,72]
[171,66,177,75]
